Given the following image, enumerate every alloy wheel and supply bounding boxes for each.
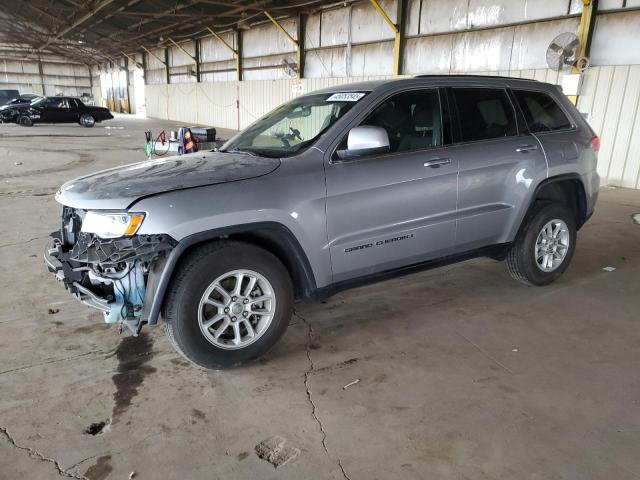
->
[197,269,276,350]
[534,219,570,272]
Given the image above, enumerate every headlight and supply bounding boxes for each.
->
[81,212,145,239]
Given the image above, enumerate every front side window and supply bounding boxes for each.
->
[453,88,517,142]
[221,92,366,158]
[359,89,444,153]
[33,97,63,108]
[513,90,572,133]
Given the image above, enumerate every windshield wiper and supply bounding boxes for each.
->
[224,148,258,157]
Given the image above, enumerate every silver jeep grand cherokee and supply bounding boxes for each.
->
[44,76,599,369]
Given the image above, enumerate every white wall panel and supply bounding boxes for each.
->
[403,35,454,74]
[590,11,640,66]
[451,27,514,72]
[306,12,321,48]
[200,33,235,62]
[305,47,347,78]
[169,41,195,67]
[320,7,350,46]
[350,42,394,76]
[146,48,165,70]
[420,0,470,33]
[351,0,396,43]
[243,19,297,58]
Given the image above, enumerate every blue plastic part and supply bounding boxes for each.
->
[103,262,146,324]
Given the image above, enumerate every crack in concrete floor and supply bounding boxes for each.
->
[295,310,352,480]
[0,426,87,479]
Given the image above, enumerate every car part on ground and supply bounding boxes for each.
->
[44,75,599,369]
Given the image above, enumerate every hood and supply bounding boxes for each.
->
[56,150,281,210]
[0,103,28,111]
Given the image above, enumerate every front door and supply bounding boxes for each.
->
[325,88,458,283]
[40,97,65,122]
[449,87,547,251]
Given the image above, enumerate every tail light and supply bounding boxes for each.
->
[590,136,600,153]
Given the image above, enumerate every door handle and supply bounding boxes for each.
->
[516,145,538,153]
[424,158,451,168]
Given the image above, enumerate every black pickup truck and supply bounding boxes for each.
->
[0,96,113,127]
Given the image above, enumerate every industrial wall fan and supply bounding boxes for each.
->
[546,32,588,72]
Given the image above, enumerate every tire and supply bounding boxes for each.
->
[80,114,95,128]
[18,115,33,127]
[164,241,293,369]
[506,202,576,286]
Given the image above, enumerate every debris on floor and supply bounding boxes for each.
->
[254,435,300,468]
[343,379,360,390]
[603,266,616,272]
[84,419,110,435]
[632,214,640,225]
[512,347,519,352]
[47,308,60,315]
[129,471,136,479]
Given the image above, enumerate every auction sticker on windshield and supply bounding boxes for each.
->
[326,92,366,102]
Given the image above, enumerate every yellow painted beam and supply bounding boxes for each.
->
[576,0,596,63]
[206,26,237,54]
[570,0,598,103]
[168,37,196,62]
[141,46,166,65]
[369,0,402,76]
[264,10,301,79]
[369,0,399,34]
[263,10,298,47]
[120,51,142,69]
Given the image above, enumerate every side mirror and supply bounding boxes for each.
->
[336,125,390,160]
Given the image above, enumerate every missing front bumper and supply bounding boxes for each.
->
[43,232,174,335]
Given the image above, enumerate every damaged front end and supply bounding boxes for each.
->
[44,207,175,334]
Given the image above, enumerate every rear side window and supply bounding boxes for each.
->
[452,88,517,142]
[513,90,573,133]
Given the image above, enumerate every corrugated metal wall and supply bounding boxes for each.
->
[0,52,91,96]
[137,1,640,188]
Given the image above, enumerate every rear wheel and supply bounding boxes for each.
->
[79,114,95,128]
[164,241,293,369]
[506,203,576,286]
[18,115,33,127]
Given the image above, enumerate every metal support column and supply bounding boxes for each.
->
[297,12,306,79]
[194,38,201,82]
[164,47,170,85]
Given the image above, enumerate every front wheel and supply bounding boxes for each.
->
[18,115,33,127]
[79,114,95,127]
[164,241,293,369]
[506,203,577,286]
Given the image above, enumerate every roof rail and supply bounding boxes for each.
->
[414,74,540,82]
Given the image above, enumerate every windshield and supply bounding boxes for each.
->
[221,92,367,158]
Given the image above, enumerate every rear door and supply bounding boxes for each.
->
[448,86,547,251]
[511,88,584,174]
[325,87,459,283]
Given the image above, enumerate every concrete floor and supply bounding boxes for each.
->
[1,115,639,480]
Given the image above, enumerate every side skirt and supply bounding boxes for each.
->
[307,243,511,302]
